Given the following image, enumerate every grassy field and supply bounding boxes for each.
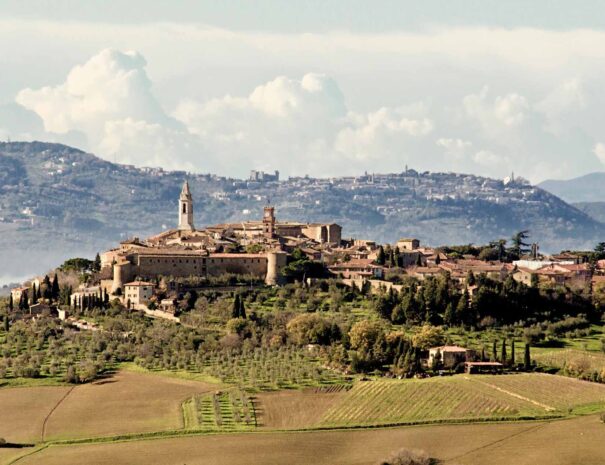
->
[8,414,605,465]
[0,386,72,443]
[0,370,217,444]
[255,386,349,429]
[533,349,605,377]
[319,374,605,427]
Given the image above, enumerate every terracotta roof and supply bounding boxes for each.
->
[430,345,468,352]
[125,281,155,287]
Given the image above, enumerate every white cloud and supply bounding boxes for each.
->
[436,138,472,160]
[473,150,505,166]
[3,20,605,181]
[593,143,605,165]
[15,48,200,168]
[463,86,530,132]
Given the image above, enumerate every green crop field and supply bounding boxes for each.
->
[182,389,257,431]
[319,374,605,427]
[533,349,605,379]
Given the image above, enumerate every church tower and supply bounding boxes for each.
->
[263,206,275,239]
[178,180,194,230]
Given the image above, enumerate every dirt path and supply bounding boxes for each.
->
[468,377,556,411]
[442,422,549,463]
[41,386,76,441]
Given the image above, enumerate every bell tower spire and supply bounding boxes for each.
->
[178,180,194,230]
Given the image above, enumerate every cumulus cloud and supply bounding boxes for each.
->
[5,42,605,181]
[436,138,473,160]
[593,143,605,165]
[174,73,434,174]
[463,86,530,132]
[15,49,201,168]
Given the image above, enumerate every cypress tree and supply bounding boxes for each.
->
[31,284,38,304]
[455,290,469,326]
[492,340,498,362]
[239,296,246,319]
[510,340,515,366]
[52,274,60,300]
[43,275,52,299]
[481,346,486,362]
[443,302,455,326]
[376,246,386,265]
[524,343,531,371]
[501,340,507,366]
[232,294,241,318]
[3,315,8,332]
[8,294,13,312]
[93,253,101,272]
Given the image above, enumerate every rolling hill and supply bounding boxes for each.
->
[1,141,604,281]
[539,172,605,203]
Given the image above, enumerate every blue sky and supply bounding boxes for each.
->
[1,1,605,181]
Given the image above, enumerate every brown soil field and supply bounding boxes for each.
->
[0,448,31,465]
[43,370,216,440]
[0,386,71,443]
[12,416,605,465]
[255,389,345,429]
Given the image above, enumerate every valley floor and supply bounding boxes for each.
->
[6,415,605,465]
[2,369,605,465]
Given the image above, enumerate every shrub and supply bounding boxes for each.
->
[600,412,605,423]
[377,448,431,465]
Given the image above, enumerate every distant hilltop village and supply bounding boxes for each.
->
[100,181,342,297]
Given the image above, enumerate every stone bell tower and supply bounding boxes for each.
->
[178,180,194,230]
[263,206,275,239]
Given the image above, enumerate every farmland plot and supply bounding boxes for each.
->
[320,374,605,427]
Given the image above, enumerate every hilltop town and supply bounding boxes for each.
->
[8,179,605,328]
[0,142,603,280]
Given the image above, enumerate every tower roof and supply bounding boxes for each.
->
[180,180,192,199]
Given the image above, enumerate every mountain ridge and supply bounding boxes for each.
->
[539,172,605,203]
[0,141,603,280]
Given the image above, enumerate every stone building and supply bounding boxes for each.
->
[397,238,420,251]
[124,281,154,306]
[102,181,291,295]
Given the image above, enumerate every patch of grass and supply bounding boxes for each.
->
[120,362,222,385]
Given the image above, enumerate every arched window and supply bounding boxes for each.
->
[182,203,187,214]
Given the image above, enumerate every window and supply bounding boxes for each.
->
[182,203,187,214]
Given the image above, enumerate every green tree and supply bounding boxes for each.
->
[509,230,531,259]
[42,275,52,300]
[286,314,337,345]
[443,302,455,326]
[466,271,476,286]
[501,340,507,366]
[376,246,386,265]
[524,343,531,370]
[232,294,242,319]
[93,253,102,272]
[51,274,60,300]
[510,340,515,365]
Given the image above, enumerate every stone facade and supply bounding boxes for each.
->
[124,281,154,306]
